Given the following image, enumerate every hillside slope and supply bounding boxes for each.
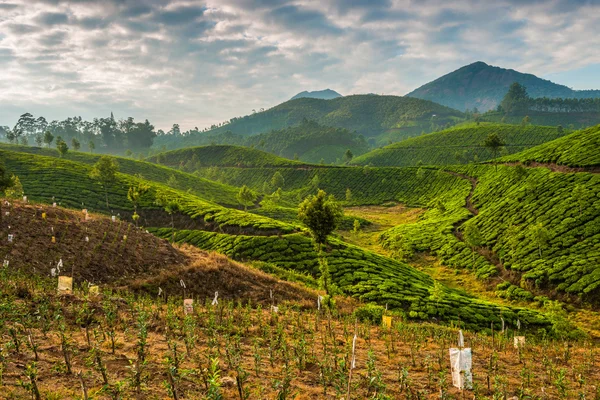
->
[407,61,600,112]
[352,123,567,167]
[0,201,317,304]
[501,124,600,167]
[152,95,465,150]
[0,143,241,207]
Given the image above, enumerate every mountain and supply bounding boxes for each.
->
[152,95,465,151]
[407,61,600,112]
[290,89,342,100]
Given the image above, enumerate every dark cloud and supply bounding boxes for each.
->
[0,3,19,9]
[37,11,69,25]
[6,23,41,34]
[153,5,206,25]
[268,5,342,35]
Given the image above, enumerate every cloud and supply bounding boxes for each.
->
[0,0,598,131]
[36,11,69,25]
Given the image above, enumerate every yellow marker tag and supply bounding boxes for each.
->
[51,236,56,243]
[42,212,46,220]
[382,315,393,329]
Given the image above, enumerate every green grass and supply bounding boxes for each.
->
[352,123,568,167]
[500,124,600,167]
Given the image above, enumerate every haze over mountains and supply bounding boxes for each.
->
[407,61,600,112]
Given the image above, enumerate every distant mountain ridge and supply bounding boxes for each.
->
[407,61,600,112]
[290,89,342,100]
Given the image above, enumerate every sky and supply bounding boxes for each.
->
[1,0,600,131]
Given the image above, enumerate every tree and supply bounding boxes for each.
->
[352,219,360,235]
[344,149,353,163]
[271,171,285,190]
[43,131,54,147]
[530,223,550,258]
[35,134,43,147]
[88,140,95,153]
[463,220,483,267]
[500,82,530,115]
[484,133,505,172]
[521,115,530,126]
[128,183,149,227]
[297,190,343,248]
[155,193,181,242]
[4,175,23,199]
[236,185,256,211]
[89,156,119,210]
[56,138,69,157]
[71,138,81,151]
[345,188,352,202]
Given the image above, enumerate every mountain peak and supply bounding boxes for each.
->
[290,89,342,101]
[407,62,600,112]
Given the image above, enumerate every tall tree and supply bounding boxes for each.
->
[43,131,54,147]
[71,138,81,151]
[236,185,256,211]
[89,156,119,210]
[155,193,181,242]
[500,82,530,115]
[56,138,69,157]
[484,133,505,171]
[530,223,550,258]
[298,189,343,248]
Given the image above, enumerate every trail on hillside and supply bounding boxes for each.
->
[442,170,506,271]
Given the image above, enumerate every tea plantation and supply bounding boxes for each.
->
[149,228,548,331]
[352,123,567,167]
[500,124,600,167]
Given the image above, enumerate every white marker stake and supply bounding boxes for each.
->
[158,287,163,297]
[501,317,505,333]
[458,330,464,347]
[180,279,186,289]
[517,319,521,330]
[23,196,27,203]
[2,259,8,268]
[7,234,13,243]
[317,295,323,310]
[271,305,279,313]
[111,216,116,222]
[351,333,357,369]
[450,330,472,390]
[212,291,219,306]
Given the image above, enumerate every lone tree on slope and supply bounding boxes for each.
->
[484,132,505,172]
[89,156,119,210]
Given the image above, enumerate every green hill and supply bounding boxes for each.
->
[150,121,370,164]
[407,61,600,112]
[152,95,465,150]
[147,145,308,169]
[1,149,293,234]
[501,124,600,167]
[352,123,568,167]
[0,143,242,207]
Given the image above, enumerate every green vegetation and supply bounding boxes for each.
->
[0,149,293,234]
[0,143,241,207]
[352,123,568,167]
[297,189,344,246]
[153,95,464,149]
[150,228,548,331]
[407,61,600,112]
[501,124,600,167]
[152,120,371,164]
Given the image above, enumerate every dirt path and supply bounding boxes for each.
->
[442,170,507,271]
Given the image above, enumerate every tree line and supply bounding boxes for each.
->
[499,82,600,115]
[0,112,158,152]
